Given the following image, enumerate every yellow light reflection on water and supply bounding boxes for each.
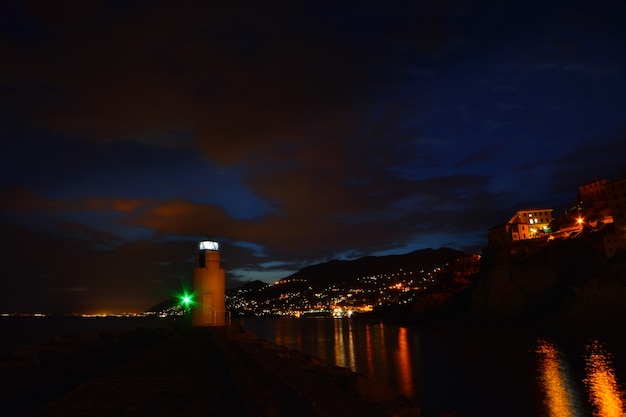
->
[347,320,356,370]
[584,340,625,417]
[334,319,344,367]
[536,338,581,417]
[333,319,355,369]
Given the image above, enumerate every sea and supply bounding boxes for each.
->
[3,315,626,416]
[241,317,626,417]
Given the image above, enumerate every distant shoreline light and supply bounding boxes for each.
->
[1,312,46,317]
[0,312,160,318]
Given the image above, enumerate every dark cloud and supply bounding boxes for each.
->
[1,0,626,312]
[0,220,196,313]
[546,135,626,197]
[3,2,374,158]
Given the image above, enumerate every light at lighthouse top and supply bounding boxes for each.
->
[199,240,219,251]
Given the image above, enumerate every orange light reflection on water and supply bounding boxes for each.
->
[396,327,414,396]
[377,323,390,384]
[365,324,375,377]
[536,338,581,417]
[273,320,302,350]
[584,340,625,417]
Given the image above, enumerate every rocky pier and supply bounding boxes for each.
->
[2,325,421,417]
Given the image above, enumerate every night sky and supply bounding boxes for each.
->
[2,0,626,314]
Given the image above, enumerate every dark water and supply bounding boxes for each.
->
[0,316,170,351]
[241,318,626,417]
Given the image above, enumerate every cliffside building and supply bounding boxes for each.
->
[604,177,626,258]
[507,208,553,241]
[488,208,553,253]
[578,179,609,209]
[577,179,612,225]
[486,170,626,259]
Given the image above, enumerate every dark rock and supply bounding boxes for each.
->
[346,372,397,402]
[470,237,626,324]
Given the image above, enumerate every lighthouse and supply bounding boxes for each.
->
[191,240,226,326]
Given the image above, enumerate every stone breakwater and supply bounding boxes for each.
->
[1,325,429,417]
[0,326,173,417]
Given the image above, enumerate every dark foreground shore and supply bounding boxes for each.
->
[2,325,421,417]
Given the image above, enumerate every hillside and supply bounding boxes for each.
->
[227,247,469,308]
[284,247,467,288]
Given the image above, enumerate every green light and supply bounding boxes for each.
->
[174,284,196,311]
[179,290,197,308]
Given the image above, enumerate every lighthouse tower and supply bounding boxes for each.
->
[192,240,226,326]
